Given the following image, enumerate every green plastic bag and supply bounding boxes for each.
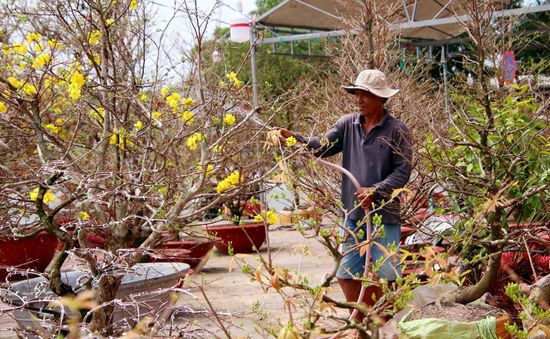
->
[398,311,497,339]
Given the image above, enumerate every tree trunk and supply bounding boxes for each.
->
[451,252,502,305]
[49,224,74,295]
[444,219,504,305]
[49,249,71,296]
[89,274,122,334]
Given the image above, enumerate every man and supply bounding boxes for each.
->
[279,69,412,323]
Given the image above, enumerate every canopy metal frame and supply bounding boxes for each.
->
[246,1,550,106]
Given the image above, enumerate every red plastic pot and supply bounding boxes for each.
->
[0,232,59,281]
[149,239,215,269]
[54,215,108,249]
[206,222,267,254]
[54,229,106,250]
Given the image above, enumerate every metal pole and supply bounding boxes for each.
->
[250,23,259,108]
[441,45,449,113]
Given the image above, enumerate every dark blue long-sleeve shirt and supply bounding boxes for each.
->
[298,111,412,223]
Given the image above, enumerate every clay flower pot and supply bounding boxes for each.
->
[206,222,267,254]
[0,232,59,281]
[278,207,313,225]
[149,239,215,270]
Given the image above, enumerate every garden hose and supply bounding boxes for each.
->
[314,156,372,325]
[265,126,373,328]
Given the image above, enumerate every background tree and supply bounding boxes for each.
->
[418,0,549,306]
[0,0,276,335]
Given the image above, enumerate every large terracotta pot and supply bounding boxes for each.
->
[0,232,59,281]
[148,239,215,270]
[206,222,267,254]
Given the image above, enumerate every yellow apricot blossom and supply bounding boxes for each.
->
[0,102,7,113]
[89,107,105,123]
[88,53,100,65]
[216,170,242,193]
[186,132,205,151]
[109,130,129,149]
[166,92,181,110]
[134,120,143,130]
[68,70,85,100]
[13,42,28,55]
[253,210,278,225]
[225,71,243,88]
[43,77,54,89]
[223,113,236,126]
[23,83,37,95]
[79,211,90,220]
[181,110,194,125]
[216,180,232,193]
[44,123,59,134]
[106,18,114,26]
[71,70,85,86]
[139,93,147,102]
[226,171,241,185]
[196,163,214,175]
[285,136,297,147]
[29,187,55,204]
[160,87,169,97]
[109,133,118,145]
[152,111,162,120]
[7,77,21,88]
[32,52,51,69]
[68,83,81,100]
[88,30,101,45]
[26,32,42,44]
[182,97,195,109]
[47,39,61,50]
[130,0,138,10]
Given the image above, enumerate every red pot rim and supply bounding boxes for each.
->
[205,222,266,231]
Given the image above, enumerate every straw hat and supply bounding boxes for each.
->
[342,69,399,98]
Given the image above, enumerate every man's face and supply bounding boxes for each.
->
[355,90,384,114]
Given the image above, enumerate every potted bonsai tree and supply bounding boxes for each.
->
[206,178,276,254]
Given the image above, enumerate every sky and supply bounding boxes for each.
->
[151,0,258,48]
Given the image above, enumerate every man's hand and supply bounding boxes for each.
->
[271,128,299,146]
[355,187,374,209]
[278,128,294,138]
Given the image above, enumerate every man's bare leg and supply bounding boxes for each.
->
[337,278,382,322]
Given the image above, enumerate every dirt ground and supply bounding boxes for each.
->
[176,226,348,338]
[0,226,352,338]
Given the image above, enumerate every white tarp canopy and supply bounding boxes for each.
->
[256,0,549,41]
